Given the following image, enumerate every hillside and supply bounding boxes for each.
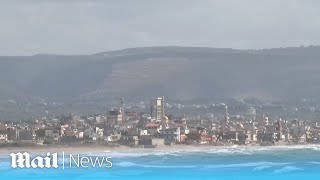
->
[1,46,320,103]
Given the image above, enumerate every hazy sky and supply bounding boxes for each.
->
[1,0,320,55]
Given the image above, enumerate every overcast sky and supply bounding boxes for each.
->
[1,0,320,55]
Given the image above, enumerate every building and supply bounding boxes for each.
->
[45,129,61,139]
[138,136,165,147]
[275,119,283,141]
[105,131,121,142]
[95,127,104,138]
[247,107,256,116]
[159,127,181,144]
[16,130,35,143]
[84,127,97,140]
[186,133,212,145]
[0,134,7,143]
[145,122,162,135]
[107,108,123,125]
[150,96,170,128]
[119,135,139,145]
[83,127,104,141]
[150,97,165,121]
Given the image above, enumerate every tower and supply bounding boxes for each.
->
[224,104,229,124]
[150,96,165,121]
[121,97,125,123]
[275,119,282,141]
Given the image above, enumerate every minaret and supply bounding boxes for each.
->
[121,97,125,123]
[224,104,229,124]
[161,96,165,118]
[275,118,282,141]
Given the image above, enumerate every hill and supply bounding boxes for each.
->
[1,46,320,103]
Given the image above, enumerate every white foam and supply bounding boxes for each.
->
[252,165,272,171]
[115,161,197,168]
[272,166,303,174]
[115,161,136,167]
[71,144,320,158]
[203,162,291,169]
[309,161,320,165]
[115,161,291,170]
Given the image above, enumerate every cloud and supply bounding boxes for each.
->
[0,0,320,55]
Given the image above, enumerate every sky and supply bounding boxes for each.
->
[1,0,320,55]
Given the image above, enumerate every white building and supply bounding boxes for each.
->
[96,127,104,138]
[0,134,7,143]
[150,97,165,121]
[84,127,104,140]
[159,127,181,144]
[145,123,162,135]
[105,132,121,142]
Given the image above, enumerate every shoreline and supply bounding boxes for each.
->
[1,143,319,155]
[0,144,195,154]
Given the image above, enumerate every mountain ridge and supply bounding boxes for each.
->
[0,46,320,103]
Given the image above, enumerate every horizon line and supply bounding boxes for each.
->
[0,44,319,57]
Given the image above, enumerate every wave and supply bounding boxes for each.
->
[115,161,291,169]
[203,161,291,169]
[272,166,303,174]
[87,148,253,158]
[252,165,272,171]
[69,144,320,158]
[115,161,196,168]
[309,161,320,165]
[81,151,183,158]
[201,144,320,155]
[115,161,136,167]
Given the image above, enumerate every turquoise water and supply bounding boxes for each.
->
[1,145,320,180]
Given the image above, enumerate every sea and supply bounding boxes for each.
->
[1,145,320,180]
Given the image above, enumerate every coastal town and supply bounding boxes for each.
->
[0,96,320,148]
